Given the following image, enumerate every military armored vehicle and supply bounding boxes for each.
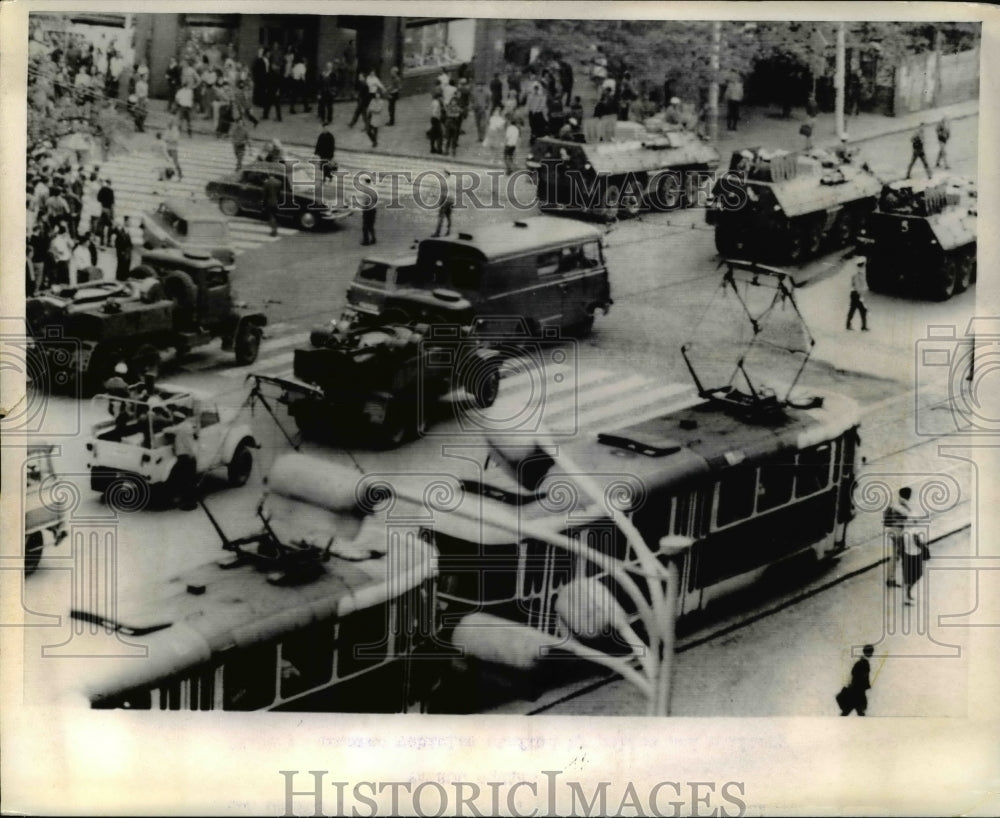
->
[706,147,882,264]
[859,176,977,301]
[251,322,501,449]
[26,249,267,393]
[527,119,720,220]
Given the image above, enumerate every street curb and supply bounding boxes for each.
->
[844,109,978,149]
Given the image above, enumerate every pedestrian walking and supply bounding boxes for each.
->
[428,92,444,155]
[262,172,283,237]
[233,80,258,126]
[724,74,744,131]
[837,644,875,716]
[934,117,950,170]
[314,123,336,181]
[114,216,133,281]
[906,123,932,179]
[317,62,337,126]
[443,94,463,156]
[525,80,548,145]
[161,122,183,180]
[433,170,455,237]
[348,73,370,128]
[165,57,182,113]
[359,174,376,246]
[490,73,504,112]
[503,117,520,174]
[473,83,491,143]
[174,82,194,136]
[799,115,816,150]
[901,526,931,606]
[231,117,250,171]
[95,178,115,248]
[844,255,869,331]
[882,486,914,588]
[386,67,401,126]
[290,55,310,114]
[366,90,388,149]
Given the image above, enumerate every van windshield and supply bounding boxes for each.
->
[358,261,389,284]
[394,265,432,287]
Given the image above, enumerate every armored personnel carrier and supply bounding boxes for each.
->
[527,119,720,220]
[859,176,977,301]
[706,147,882,264]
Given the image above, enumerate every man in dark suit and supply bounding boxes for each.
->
[262,173,283,237]
[251,48,269,107]
[314,124,336,182]
[114,216,133,281]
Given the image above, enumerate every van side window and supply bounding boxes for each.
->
[581,241,602,267]
[538,251,561,276]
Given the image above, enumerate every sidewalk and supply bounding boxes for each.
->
[138,93,977,170]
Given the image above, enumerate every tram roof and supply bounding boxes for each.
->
[70,539,436,703]
[566,390,860,496]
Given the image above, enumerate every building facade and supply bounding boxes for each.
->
[131,13,505,99]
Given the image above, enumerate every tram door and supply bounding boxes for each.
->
[670,490,707,616]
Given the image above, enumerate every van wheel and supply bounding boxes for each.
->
[219,198,240,217]
[227,439,254,487]
[25,532,44,575]
[297,210,318,230]
[234,325,262,365]
[469,362,500,408]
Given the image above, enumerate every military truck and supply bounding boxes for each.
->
[26,249,267,393]
[706,147,882,264]
[252,322,501,449]
[859,176,977,301]
[527,119,720,220]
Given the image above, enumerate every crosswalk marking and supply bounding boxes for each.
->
[96,135,506,262]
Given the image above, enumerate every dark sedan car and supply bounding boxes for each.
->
[204,161,353,231]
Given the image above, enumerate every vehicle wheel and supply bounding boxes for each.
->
[25,532,44,576]
[291,404,326,439]
[131,344,160,381]
[227,439,254,487]
[655,173,683,210]
[714,222,747,258]
[785,223,807,264]
[600,184,620,222]
[865,258,893,294]
[570,313,596,338]
[953,251,973,294]
[234,325,262,365]
[218,197,240,217]
[804,221,824,257]
[930,256,957,301]
[469,361,500,409]
[297,209,318,230]
[621,192,642,219]
[832,209,855,248]
[128,264,156,280]
[103,473,150,513]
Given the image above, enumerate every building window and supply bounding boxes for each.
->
[403,19,474,72]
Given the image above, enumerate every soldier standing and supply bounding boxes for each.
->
[906,123,932,179]
[934,117,951,170]
[433,170,455,237]
[845,255,869,332]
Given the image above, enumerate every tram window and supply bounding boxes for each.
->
[337,602,390,678]
[796,444,832,498]
[716,468,756,527]
[757,462,794,512]
[280,624,335,699]
[222,643,277,710]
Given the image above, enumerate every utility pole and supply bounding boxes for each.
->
[709,20,721,143]
[835,22,846,139]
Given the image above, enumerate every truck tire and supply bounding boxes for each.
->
[234,324,262,365]
[930,256,957,301]
[227,438,254,487]
[219,197,240,217]
[464,358,500,408]
[620,191,642,218]
[162,270,198,320]
[25,532,44,575]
